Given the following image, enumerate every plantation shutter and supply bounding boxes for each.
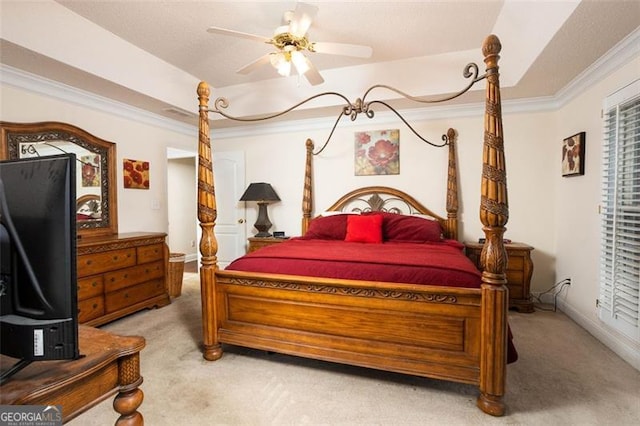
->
[599,79,640,342]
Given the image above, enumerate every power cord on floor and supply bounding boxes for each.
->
[532,278,571,312]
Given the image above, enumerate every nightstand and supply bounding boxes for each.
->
[464,241,534,313]
[247,237,285,253]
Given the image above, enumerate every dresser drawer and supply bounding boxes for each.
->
[77,276,104,300]
[137,243,165,264]
[506,281,524,299]
[78,296,105,323]
[77,248,136,277]
[103,261,164,292]
[505,255,524,271]
[247,237,285,253]
[105,278,166,313]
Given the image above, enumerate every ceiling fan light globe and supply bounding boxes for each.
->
[278,62,291,77]
[269,53,291,76]
[291,51,310,75]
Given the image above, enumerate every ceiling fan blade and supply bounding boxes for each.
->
[301,57,324,86]
[312,42,373,58]
[236,54,272,75]
[207,26,270,43]
[288,2,318,37]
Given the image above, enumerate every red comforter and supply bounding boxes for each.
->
[226,238,482,288]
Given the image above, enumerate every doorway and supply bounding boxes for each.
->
[167,148,246,270]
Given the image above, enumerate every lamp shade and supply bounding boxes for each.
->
[239,182,280,202]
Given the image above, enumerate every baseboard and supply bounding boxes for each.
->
[184,253,197,263]
[558,299,640,371]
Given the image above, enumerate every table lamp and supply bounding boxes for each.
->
[240,182,281,237]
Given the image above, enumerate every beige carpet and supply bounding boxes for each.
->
[69,273,640,425]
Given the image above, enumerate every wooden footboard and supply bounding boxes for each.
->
[216,270,483,384]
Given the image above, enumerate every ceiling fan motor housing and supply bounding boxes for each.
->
[271,32,312,53]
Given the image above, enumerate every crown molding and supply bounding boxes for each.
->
[554,26,640,108]
[2,28,638,141]
[0,64,197,137]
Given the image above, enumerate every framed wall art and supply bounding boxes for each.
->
[80,153,101,187]
[562,132,585,177]
[354,129,400,176]
[123,158,150,189]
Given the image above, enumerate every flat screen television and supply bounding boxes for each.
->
[0,153,80,383]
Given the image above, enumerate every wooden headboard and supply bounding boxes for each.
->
[322,186,452,239]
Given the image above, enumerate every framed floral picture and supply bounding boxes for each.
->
[123,158,150,189]
[562,132,585,177]
[80,154,101,187]
[354,129,400,176]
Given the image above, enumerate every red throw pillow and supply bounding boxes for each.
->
[345,214,383,243]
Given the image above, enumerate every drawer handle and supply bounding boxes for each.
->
[92,281,98,287]
[124,293,129,299]
[86,260,93,265]
[93,303,98,309]
[145,269,150,273]
[113,256,119,261]
[124,274,128,278]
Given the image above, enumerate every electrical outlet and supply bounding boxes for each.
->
[190,240,196,248]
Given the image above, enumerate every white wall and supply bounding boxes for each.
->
[167,157,197,261]
[0,83,197,235]
[554,56,640,368]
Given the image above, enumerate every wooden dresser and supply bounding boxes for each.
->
[464,241,535,313]
[77,232,171,326]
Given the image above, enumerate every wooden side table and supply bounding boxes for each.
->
[0,326,145,425]
[247,236,286,253]
[464,241,535,313]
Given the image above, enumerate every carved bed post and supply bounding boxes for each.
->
[197,82,222,361]
[446,128,459,241]
[476,35,508,416]
[301,138,314,234]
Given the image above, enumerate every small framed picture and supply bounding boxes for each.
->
[562,132,585,177]
[123,158,150,189]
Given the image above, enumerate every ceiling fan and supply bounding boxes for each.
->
[207,2,373,86]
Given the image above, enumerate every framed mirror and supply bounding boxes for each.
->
[0,121,118,237]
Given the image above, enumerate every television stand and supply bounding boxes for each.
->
[0,325,145,425]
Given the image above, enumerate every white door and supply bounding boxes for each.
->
[196,151,246,269]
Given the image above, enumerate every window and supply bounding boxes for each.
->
[600,79,640,342]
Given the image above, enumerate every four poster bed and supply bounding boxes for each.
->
[196,35,512,416]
